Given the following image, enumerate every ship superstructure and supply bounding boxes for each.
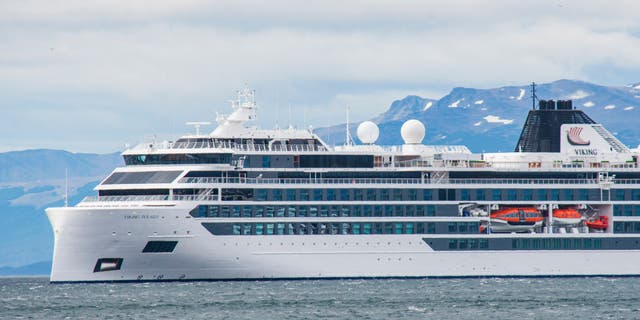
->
[46,88,640,282]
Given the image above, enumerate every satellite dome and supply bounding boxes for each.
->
[357,121,379,144]
[401,119,425,144]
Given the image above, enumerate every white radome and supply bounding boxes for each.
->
[357,121,379,144]
[401,119,425,144]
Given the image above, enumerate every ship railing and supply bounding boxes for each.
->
[177,177,640,185]
[167,141,327,152]
[80,195,218,203]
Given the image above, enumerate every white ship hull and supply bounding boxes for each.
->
[46,206,640,282]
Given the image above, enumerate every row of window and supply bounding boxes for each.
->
[447,238,490,250]
[192,204,441,218]
[201,221,480,236]
[510,238,602,250]
[219,188,626,202]
[124,153,232,165]
[613,205,640,217]
[440,238,604,250]
[614,221,640,233]
[612,189,640,201]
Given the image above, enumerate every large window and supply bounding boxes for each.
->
[298,155,374,168]
[124,153,231,165]
[103,171,182,184]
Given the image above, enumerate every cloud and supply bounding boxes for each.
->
[484,115,514,125]
[1,0,640,152]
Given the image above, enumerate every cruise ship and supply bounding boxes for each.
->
[46,87,640,282]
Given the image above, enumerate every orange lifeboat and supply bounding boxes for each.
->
[586,216,608,231]
[552,208,583,226]
[490,207,543,233]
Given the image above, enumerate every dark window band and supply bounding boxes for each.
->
[142,241,178,253]
[423,237,640,251]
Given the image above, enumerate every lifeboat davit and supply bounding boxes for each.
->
[586,216,608,231]
[552,208,583,226]
[490,207,543,233]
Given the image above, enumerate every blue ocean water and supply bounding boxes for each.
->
[1,277,639,319]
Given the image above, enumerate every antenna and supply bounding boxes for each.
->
[531,81,538,110]
[345,106,354,146]
[303,106,307,128]
[64,168,69,207]
[186,122,211,136]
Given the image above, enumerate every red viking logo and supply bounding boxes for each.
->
[567,127,591,146]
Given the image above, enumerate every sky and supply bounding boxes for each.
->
[1,0,640,153]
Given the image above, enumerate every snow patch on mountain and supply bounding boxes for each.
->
[583,101,595,107]
[624,106,635,111]
[473,121,482,126]
[565,90,590,100]
[423,101,433,111]
[448,99,463,108]
[484,115,514,125]
[474,100,484,105]
[634,84,640,90]
[604,104,616,110]
[516,89,525,100]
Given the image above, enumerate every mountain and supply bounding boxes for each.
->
[316,80,640,152]
[0,150,122,275]
[0,149,122,183]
